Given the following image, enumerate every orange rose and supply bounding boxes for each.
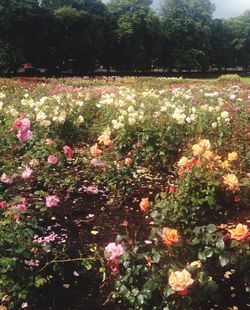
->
[228,224,249,241]
[168,269,194,293]
[162,227,179,246]
[90,143,102,157]
[139,198,149,213]
[223,174,238,190]
[228,152,238,161]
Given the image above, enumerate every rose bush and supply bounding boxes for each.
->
[0,77,249,308]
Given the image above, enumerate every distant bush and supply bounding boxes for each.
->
[218,74,241,82]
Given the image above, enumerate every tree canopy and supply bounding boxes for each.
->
[0,0,249,73]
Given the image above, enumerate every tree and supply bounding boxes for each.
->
[160,0,215,71]
[107,0,161,71]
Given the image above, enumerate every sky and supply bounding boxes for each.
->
[212,0,250,18]
[152,0,250,18]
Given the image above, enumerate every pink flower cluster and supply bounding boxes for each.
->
[105,242,124,272]
[13,117,32,142]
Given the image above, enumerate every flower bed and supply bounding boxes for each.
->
[0,77,249,309]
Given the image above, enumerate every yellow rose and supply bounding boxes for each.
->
[223,174,239,190]
[98,133,112,146]
[202,150,214,160]
[228,224,249,241]
[192,144,203,155]
[168,269,194,292]
[228,152,238,161]
[190,260,202,268]
[221,160,230,169]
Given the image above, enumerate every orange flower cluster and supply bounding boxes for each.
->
[162,227,179,246]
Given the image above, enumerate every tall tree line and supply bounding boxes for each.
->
[0,0,249,73]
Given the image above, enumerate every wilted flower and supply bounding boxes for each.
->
[46,195,60,207]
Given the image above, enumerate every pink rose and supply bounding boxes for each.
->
[14,117,32,142]
[48,155,58,165]
[63,146,73,158]
[46,195,60,207]
[29,159,40,167]
[0,201,7,208]
[105,243,124,261]
[22,167,33,180]
[104,242,124,273]
[17,130,32,142]
[13,204,27,211]
[1,173,13,184]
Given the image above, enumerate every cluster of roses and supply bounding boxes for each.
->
[13,116,32,142]
[177,139,240,191]
[161,224,249,295]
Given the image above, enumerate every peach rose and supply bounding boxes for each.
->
[199,139,211,150]
[168,269,194,293]
[90,143,102,157]
[125,157,132,166]
[228,224,249,241]
[162,227,179,246]
[202,150,214,160]
[223,174,239,190]
[139,198,149,213]
[228,152,238,161]
[177,156,189,167]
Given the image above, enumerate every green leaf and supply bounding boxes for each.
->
[207,224,217,233]
[219,253,230,267]
[216,239,225,250]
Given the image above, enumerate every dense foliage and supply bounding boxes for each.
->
[0,0,250,72]
[0,76,249,308]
